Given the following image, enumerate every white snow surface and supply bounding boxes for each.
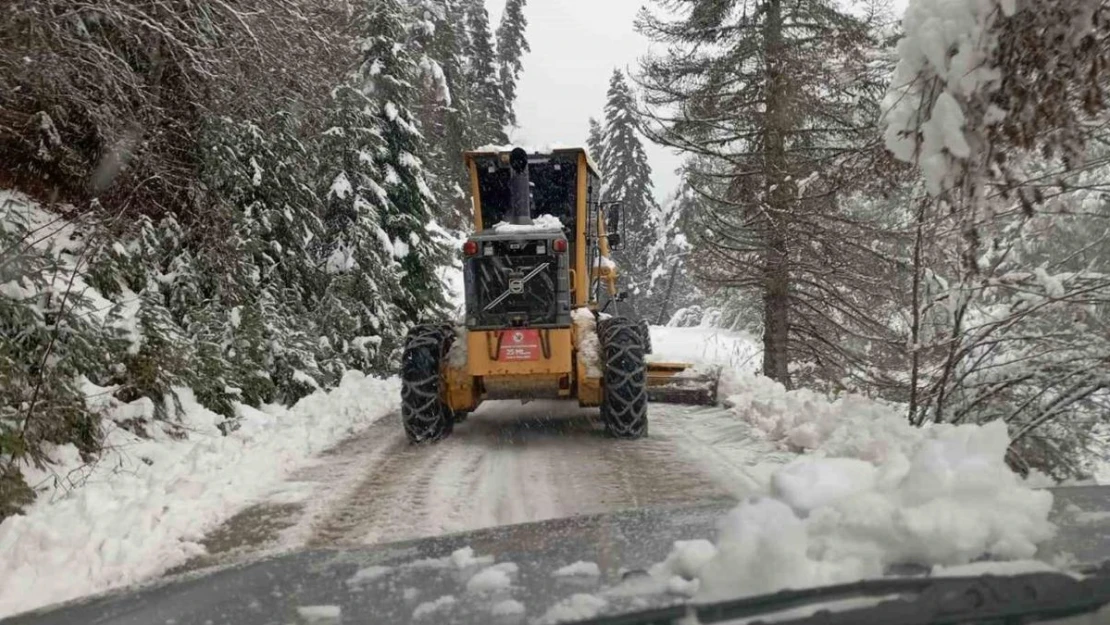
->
[553,561,601,577]
[539,593,608,624]
[472,143,601,174]
[466,563,516,593]
[882,0,1006,195]
[572,308,602,378]
[490,213,564,233]
[491,598,526,616]
[0,372,401,618]
[346,565,392,587]
[640,324,1058,603]
[677,416,1055,602]
[413,594,457,619]
[594,255,617,271]
[931,559,1060,577]
[296,605,342,623]
[450,546,496,569]
[649,325,759,371]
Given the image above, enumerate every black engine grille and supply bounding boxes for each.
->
[469,252,559,328]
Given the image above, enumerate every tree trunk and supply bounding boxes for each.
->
[655,262,679,325]
[760,0,792,387]
[908,200,926,424]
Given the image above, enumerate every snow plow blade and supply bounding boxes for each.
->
[645,362,719,406]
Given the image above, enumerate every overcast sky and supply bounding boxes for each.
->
[487,0,909,204]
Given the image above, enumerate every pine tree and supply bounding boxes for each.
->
[637,0,884,386]
[601,69,659,319]
[586,117,607,177]
[647,179,702,324]
[410,0,474,227]
[317,0,451,372]
[358,0,451,323]
[462,0,509,144]
[495,0,530,127]
[317,86,405,371]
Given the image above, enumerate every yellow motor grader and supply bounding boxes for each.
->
[400,146,716,443]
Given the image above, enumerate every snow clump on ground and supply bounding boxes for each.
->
[539,593,608,624]
[553,561,601,577]
[466,562,518,593]
[412,594,457,619]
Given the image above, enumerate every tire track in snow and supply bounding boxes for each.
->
[651,403,794,497]
[187,399,773,568]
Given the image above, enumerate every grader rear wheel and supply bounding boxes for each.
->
[598,317,648,438]
[401,325,454,444]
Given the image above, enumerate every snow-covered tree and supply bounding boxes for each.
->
[881,0,1110,477]
[637,0,886,386]
[586,117,607,177]
[411,0,474,227]
[496,0,530,127]
[462,0,510,145]
[601,69,660,319]
[647,179,703,324]
[317,0,451,372]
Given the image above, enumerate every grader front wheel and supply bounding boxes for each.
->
[401,325,454,444]
[599,317,648,438]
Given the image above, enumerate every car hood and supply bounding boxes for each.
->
[6,486,1110,625]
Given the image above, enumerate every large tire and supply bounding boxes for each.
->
[598,317,648,438]
[401,325,454,444]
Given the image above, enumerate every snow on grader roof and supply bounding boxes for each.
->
[469,143,601,175]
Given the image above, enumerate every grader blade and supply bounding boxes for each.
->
[645,362,719,406]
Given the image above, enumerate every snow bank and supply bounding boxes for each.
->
[639,326,1055,602]
[722,374,920,461]
[676,379,1056,601]
[0,372,401,618]
[490,213,564,233]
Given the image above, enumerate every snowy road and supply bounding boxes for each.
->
[182,398,787,570]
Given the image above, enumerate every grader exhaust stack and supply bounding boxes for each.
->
[397,146,719,444]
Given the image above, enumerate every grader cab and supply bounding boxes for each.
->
[400,146,717,443]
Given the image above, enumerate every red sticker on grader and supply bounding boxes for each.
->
[499,329,541,361]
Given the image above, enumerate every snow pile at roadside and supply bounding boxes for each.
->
[643,414,1054,602]
[645,327,1055,601]
[0,372,400,618]
[490,213,564,233]
[721,374,921,463]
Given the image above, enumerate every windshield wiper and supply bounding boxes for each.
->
[575,565,1110,625]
